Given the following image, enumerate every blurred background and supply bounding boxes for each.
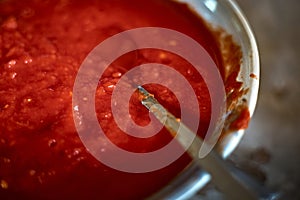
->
[193,0,300,199]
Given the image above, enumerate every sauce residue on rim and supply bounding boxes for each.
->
[0,0,245,199]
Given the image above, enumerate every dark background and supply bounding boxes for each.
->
[193,0,300,199]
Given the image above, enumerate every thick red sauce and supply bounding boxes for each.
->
[0,0,244,199]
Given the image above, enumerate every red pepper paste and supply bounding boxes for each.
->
[0,0,245,199]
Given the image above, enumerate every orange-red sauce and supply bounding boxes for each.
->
[0,0,244,199]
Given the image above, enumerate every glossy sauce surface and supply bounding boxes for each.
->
[0,0,244,199]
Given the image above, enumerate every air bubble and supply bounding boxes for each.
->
[73,148,81,156]
[112,72,122,78]
[2,104,9,110]
[48,139,57,147]
[159,53,171,64]
[0,180,8,189]
[104,84,115,92]
[29,169,36,176]
[104,113,111,118]
[24,58,33,64]
[7,60,16,68]
[23,98,32,103]
[11,72,17,79]
[3,157,11,164]
[8,60,16,65]
[186,68,193,75]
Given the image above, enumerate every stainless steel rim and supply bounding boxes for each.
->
[149,0,260,199]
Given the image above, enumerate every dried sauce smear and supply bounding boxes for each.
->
[0,0,245,199]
